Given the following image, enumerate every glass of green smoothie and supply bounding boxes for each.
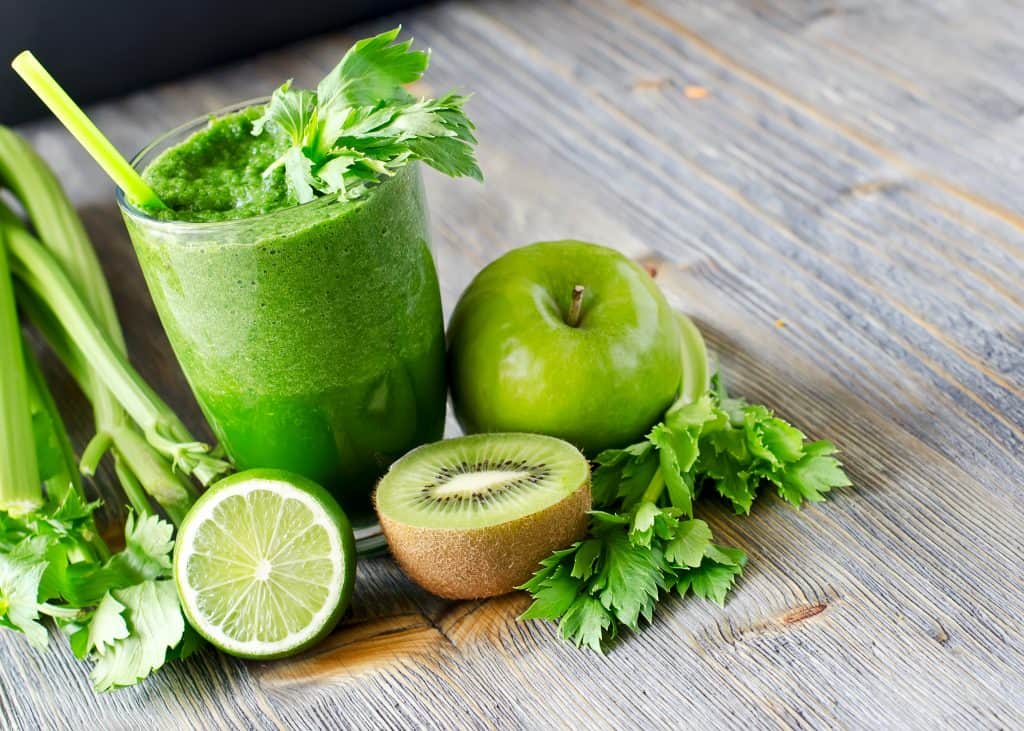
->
[112,30,480,551]
[117,101,442,549]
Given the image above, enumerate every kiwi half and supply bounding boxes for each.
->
[375,433,591,599]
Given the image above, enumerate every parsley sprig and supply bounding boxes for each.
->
[519,374,850,651]
[597,375,852,515]
[252,26,481,203]
[0,499,194,690]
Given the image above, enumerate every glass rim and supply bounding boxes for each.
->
[116,96,346,232]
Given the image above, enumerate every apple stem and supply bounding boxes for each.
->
[567,285,585,327]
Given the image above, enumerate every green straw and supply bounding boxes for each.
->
[10,51,166,210]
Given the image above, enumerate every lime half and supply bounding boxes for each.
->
[173,469,356,659]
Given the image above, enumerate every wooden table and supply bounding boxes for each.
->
[5,1,1023,728]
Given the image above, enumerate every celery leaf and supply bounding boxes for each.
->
[317,26,427,111]
[88,579,184,692]
[81,592,129,657]
[0,536,51,648]
[519,372,847,650]
[252,27,480,202]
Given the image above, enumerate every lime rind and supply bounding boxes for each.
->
[174,472,353,659]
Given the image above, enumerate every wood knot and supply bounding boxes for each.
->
[633,77,669,92]
[781,603,827,625]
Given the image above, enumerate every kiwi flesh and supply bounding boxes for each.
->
[374,433,591,599]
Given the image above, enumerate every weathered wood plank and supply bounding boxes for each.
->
[430,1,1024,486]
[2,0,1022,728]
[628,0,1024,227]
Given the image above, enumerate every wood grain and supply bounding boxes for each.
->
[3,0,1022,728]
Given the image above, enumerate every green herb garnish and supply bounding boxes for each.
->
[519,374,850,651]
[1,500,190,691]
[596,376,852,515]
[252,26,481,203]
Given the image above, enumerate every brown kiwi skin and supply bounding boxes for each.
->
[376,477,591,600]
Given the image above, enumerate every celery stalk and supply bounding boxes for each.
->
[0,132,145,490]
[14,280,93,396]
[113,453,155,518]
[23,344,111,560]
[4,223,228,489]
[23,343,83,503]
[0,230,42,514]
[0,129,123,341]
[0,130,222,521]
[0,129,126,414]
[107,424,195,524]
[15,275,199,519]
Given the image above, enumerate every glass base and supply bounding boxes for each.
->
[353,520,389,557]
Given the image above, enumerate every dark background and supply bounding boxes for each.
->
[1,0,426,124]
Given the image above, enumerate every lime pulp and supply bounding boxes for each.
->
[173,469,356,659]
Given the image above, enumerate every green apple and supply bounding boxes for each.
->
[447,240,682,455]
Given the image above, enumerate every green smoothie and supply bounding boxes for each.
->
[141,106,297,221]
[121,105,446,525]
